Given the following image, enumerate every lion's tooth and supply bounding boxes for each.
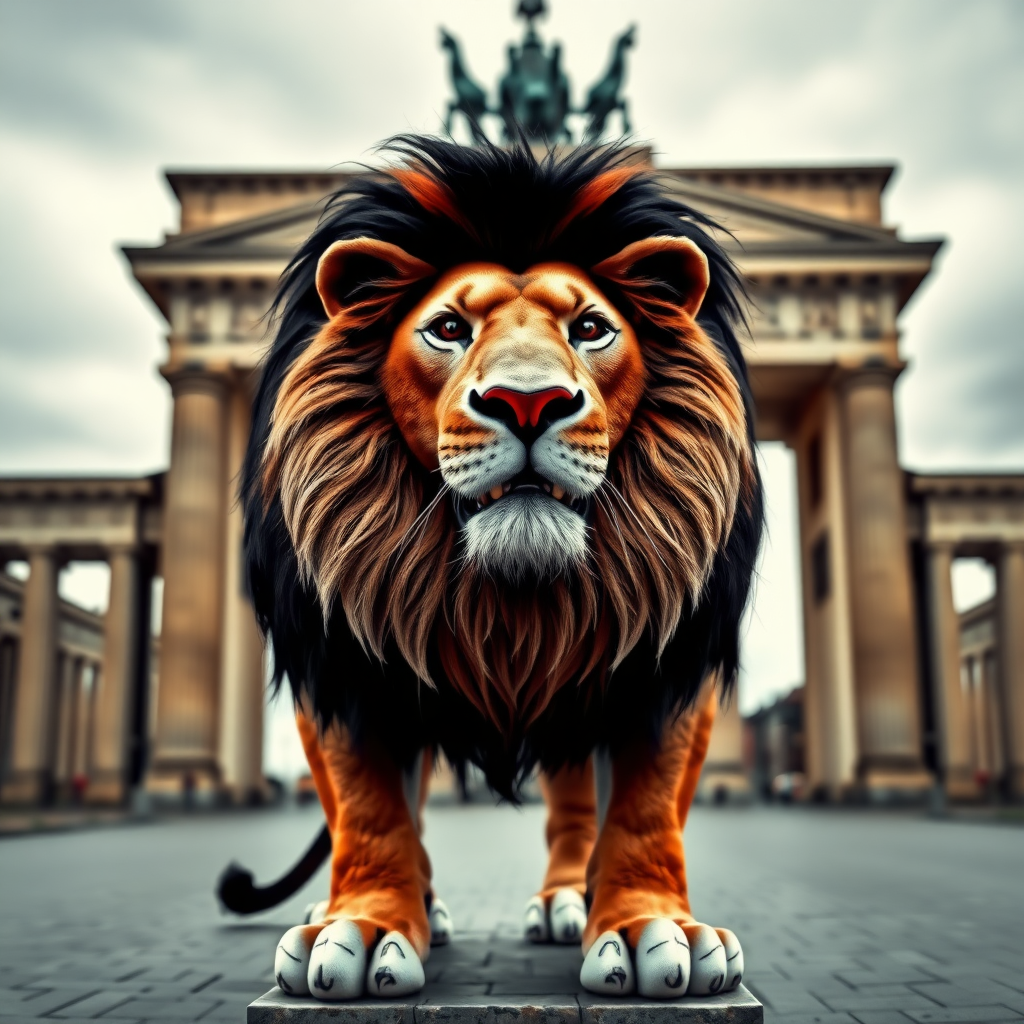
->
[552,484,565,501]
[502,482,511,494]
[490,485,503,500]
[542,482,552,493]
[478,493,489,505]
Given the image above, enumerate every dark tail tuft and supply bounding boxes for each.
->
[216,824,332,914]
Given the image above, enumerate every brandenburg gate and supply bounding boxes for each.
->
[2,158,1023,806]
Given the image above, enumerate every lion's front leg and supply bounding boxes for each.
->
[524,759,596,943]
[275,711,431,1001]
[581,690,744,999]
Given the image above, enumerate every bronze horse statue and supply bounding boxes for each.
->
[580,25,635,141]
[440,28,491,141]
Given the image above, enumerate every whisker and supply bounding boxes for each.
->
[394,483,451,558]
[601,479,672,572]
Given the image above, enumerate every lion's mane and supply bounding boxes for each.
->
[243,138,763,798]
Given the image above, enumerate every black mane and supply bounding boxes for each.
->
[242,136,763,799]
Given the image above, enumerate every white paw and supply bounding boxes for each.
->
[581,930,635,995]
[718,927,744,991]
[523,895,549,943]
[550,888,587,944]
[636,919,690,998]
[307,919,367,1001]
[304,899,329,924]
[365,931,425,998]
[429,897,454,946]
[686,923,729,995]
[275,924,316,997]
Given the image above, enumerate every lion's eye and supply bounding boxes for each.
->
[569,314,616,351]
[423,313,472,349]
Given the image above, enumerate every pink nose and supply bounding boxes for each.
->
[480,387,574,429]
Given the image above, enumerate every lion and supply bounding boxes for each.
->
[238,136,763,1001]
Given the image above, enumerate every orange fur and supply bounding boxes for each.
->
[538,760,598,900]
[296,710,432,957]
[582,688,717,952]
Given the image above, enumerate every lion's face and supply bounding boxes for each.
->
[379,263,644,579]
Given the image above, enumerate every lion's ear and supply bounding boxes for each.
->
[591,236,709,319]
[316,238,435,320]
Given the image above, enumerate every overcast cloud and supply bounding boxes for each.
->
[1,0,1021,718]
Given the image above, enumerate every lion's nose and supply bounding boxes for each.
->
[470,386,584,442]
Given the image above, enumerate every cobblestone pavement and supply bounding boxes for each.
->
[0,803,1021,1024]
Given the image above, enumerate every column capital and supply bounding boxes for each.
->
[835,362,906,394]
[160,364,230,399]
[105,543,140,559]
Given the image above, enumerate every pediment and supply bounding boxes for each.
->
[151,202,324,258]
[125,171,938,284]
[660,175,901,249]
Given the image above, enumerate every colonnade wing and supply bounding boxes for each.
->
[0,476,162,806]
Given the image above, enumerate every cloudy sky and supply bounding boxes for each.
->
[2,0,1022,738]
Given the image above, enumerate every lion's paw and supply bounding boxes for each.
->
[274,924,320,997]
[429,897,454,946]
[580,920,743,999]
[523,888,587,944]
[366,931,425,998]
[303,899,329,924]
[309,919,367,1000]
[274,922,425,1000]
[581,930,635,994]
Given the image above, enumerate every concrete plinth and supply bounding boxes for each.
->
[247,939,762,1024]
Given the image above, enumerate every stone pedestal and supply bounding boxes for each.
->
[1,547,59,805]
[247,939,761,1024]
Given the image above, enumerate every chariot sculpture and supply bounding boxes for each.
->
[441,0,635,144]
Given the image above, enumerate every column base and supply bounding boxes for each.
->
[0,769,51,806]
[859,767,934,803]
[84,771,130,807]
[145,758,222,808]
[943,766,980,802]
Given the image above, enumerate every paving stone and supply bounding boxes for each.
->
[99,997,221,1019]
[819,996,943,1014]
[849,1012,916,1024]
[903,1010,1024,1024]
[49,991,136,1018]
[8,988,102,1016]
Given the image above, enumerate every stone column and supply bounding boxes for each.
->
[71,659,93,778]
[147,368,228,799]
[1,547,59,805]
[840,370,930,794]
[795,389,858,800]
[217,382,267,803]
[997,542,1024,799]
[926,542,974,797]
[699,690,750,801]
[88,546,140,804]
[52,653,78,793]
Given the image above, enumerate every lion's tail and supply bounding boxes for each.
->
[216,824,331,914]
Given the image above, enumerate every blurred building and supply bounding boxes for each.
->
[1,159,1022,807]
[745,686,805,801]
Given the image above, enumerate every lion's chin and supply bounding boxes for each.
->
[462,491,588,582]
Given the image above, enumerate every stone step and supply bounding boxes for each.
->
[247,937,762,1024]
